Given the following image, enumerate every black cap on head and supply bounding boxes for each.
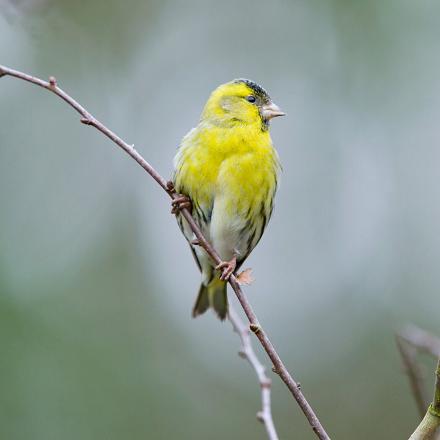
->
[233,78,271,104]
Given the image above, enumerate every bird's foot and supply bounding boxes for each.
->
[171,194,192,215]
[216,256,237,281]
[236,268,254,286]
[167,181,192,214]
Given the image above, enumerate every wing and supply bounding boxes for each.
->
[235,190,276,271]
[173,129,215,270]
[174,189,213,273]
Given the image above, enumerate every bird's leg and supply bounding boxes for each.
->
[216,255,237,281]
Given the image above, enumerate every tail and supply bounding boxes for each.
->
[192,277,228,320]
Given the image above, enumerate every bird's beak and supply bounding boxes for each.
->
[261,101,286,120]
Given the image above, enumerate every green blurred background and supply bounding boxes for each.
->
[1,0,439,438]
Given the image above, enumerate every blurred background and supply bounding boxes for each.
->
[1,0,439,438]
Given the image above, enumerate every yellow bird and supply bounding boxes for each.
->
[172,79,284,320]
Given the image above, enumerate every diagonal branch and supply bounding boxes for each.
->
[0,64,330,440]
[228,306,279,440]
[396,334,430,418]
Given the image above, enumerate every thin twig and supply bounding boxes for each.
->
[433,360,440,416]
[396,334,429,418]
[228,306,279,440]
[396,326,440,439]
[0,64,330,440]
[396,326,440,418]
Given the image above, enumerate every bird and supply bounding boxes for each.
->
[171,78,284,320]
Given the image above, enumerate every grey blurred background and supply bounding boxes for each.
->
[1,0,439,438]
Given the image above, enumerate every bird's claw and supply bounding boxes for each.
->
[216,256,237,281]
[171,194,192,215]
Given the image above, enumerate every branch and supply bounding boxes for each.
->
[396,326,440,439]
[228,306,279,440]
[0,64,330,440]
[409,360,440,440]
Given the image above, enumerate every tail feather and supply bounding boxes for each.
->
[192,277,228,320]
[192,284,210,317]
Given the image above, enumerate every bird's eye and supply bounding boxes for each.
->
[246,95,256,103]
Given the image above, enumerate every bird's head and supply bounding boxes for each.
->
[201,79,285,130]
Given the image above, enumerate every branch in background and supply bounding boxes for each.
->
[399,326,440,359]
[0,64,330,440]
[396,334,430,418]
[396,326,440,439]
[229,306,279,440]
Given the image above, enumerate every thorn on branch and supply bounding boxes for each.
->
[256,411,264,423]
[250,324,261,334]
[166,180,176,193]
[238,350,246,359]
[49,76,57,88]
[80,117,93,125]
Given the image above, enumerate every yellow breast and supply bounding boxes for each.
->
[174,120,280,220]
